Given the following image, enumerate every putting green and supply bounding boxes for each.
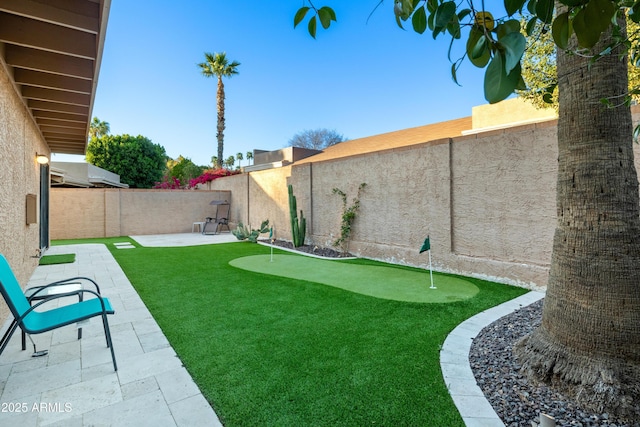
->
[229,255,479,303]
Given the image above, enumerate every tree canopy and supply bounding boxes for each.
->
[87,134,167,188]
[518,19,640,110]
[167,156,206,184]
[287,128,347,150]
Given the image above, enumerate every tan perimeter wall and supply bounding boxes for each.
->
[208,117,640,290]
[0,65,51,321]
[50,189,231,239]
[50,110,640,291]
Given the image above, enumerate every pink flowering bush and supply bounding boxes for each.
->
[153,177,182,189]
[188,168,239,189]
[154,168,239,189]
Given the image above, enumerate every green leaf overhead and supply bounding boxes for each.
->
[412,5,427,34]
[496,19,520,39]
[558,0,588,5]
[585,0,615,33]
[308,15,317,38]
[631,0,640,23]
[552,11,571,49]
[432,1,457,38]
[294,7,310,28]
[318,6,336,30]
[504,0,527,16]
[484,52,522,103]
[467,26,491,68]
[535,0,555,24]
[500,31,526,74]
[572,8,599,48]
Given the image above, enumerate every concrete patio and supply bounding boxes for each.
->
[0,232,544,426]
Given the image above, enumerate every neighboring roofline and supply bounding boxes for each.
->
[88,177,129,188]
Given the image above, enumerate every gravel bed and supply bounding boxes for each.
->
[260,239,354,258]
[470,299,638,427]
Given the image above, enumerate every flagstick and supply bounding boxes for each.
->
[270,227,274,262]
[428,249,436,289]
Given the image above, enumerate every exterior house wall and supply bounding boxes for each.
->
[0,66,50,321]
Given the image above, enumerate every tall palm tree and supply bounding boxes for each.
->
[198,52,240,168]
[236,152,243,167]
[224,156,235,169]
[516,13,640,417]
[89,117,110,139]
[246,151,253,166]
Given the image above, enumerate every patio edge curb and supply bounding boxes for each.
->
[440,290,545,427]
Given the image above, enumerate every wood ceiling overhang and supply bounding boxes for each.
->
[0,0,110,155]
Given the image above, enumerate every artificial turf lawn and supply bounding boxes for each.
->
[38,253,75,265]
[230,254,479,303]
[53,238,528,426]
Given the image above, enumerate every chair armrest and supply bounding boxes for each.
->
[29,277,101,300]
[19,289,110,324]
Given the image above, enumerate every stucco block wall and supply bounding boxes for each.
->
[206,116,639,289]
[206,173,248,230]
[248,167,292,236]
[451,123,557,265]
[0,65,50,321]
[50,189,231,239]
[48,107,640,291]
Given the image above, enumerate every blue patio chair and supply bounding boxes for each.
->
[0,254,117,371]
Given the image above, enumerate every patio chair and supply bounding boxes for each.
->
[203,200,230,235]
[0,254,117,371]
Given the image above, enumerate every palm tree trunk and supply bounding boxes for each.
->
[515,14,640,419]
[216,76,225,168]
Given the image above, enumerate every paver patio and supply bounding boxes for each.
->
[0,238,224,426]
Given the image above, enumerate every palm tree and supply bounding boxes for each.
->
[246,151,253,166]
[198,52,240,168]
[224,156,235,169]
[236,152,243,167]
[210,156,218,168]
[515,15,640,417]
[89,117,110,139]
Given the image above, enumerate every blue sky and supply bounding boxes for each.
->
[53,1,489,167]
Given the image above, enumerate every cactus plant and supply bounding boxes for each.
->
[232,220,269,243]
[288,184,306,247]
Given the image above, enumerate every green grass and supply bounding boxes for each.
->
[231,254,479,303]
[53,238,528,426]
[39,253,75,265]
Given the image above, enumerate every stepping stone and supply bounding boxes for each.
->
[113,242,135,249]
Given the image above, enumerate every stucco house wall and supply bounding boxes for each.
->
[0,66,50,321]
